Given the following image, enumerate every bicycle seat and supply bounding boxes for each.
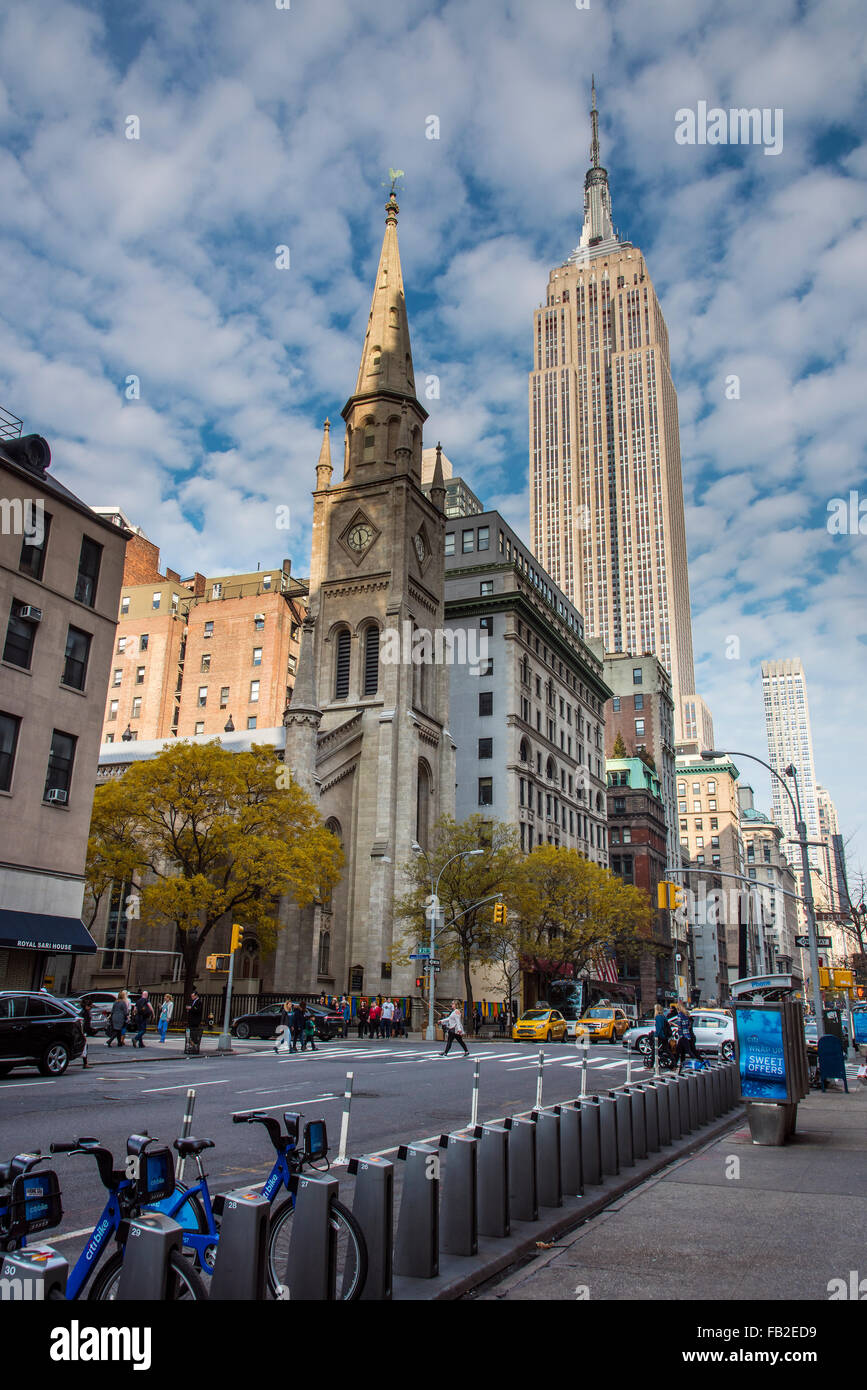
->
[173,1137,215,1158]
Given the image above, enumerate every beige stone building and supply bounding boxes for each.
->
[738,786,799,975]
[0,431,127,991]
[529,81,702,740]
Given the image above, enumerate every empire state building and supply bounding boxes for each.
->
[529,81,700,740]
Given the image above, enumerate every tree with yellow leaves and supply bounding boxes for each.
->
[85,741,342,1000]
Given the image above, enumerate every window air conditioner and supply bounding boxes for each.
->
[19,604,43,622]
[46,788,68,804]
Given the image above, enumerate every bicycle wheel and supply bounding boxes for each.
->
[267,1197,367,1301]
[146,1185,217,1269]
[88,1248,208,1301]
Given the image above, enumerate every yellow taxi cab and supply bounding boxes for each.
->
[575,1006,631,1043]
[512,1008,568,1043]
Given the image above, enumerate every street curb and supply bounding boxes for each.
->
[392,1106,745,1302]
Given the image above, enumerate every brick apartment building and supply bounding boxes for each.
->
[606,754,673,1009]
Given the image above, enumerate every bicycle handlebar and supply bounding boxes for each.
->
[49,1140,120,1191]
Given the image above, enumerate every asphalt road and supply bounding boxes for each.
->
[0,1036,653,1273]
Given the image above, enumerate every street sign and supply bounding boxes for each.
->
[795,935,831,948]
[429,963,441,972]
[413,946,431,957]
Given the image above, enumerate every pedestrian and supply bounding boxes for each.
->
[498,1005,506,1037]
[473,1006,482,1038]
[438,1000,469,1058]
[275,1000,293,1053]
[652,1003,672,1069]
[302,1011,317,1051]
[106,991,129,1046]
[381,997,394,1040]
[358,998,369,1039]
[340,995,352,1039]
[290,1001,305,1051]
[676,1005,706,1072]
[392,1001,404,1039]
[368,998,382,1040]
[186,989,204,1051]
[81,998,93,1037]
[158,994,174,1043]
[132,991,154,1048]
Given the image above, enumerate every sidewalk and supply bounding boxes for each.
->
[480,1083,867,1301]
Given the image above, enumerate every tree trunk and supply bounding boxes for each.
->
[463,948,474,1021]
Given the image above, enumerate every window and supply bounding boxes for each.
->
[763,843,771,863]
[696,836,704,849]
[117,636,127,654]
[201,653,211,672]
[708,799,717,811]
[19,511,51,581]
[477,658,493,676]
[44,730,76,801]
[692,782,700,794]
[679,819,687,831]
[478,777,493,806]
[633,667,642,685]
[262,575,272,590]
[104,733,114,744]
[204,621,214,638]
[254,616,265,631]
[693,800,701,812]
[475,690,493,718]
[677,782,686,795]
[74,537,102,608]
[478,738,492,759]
[152,592,161,610]
[445,533,455,556]
[0,712,21,791]
[477,526,489,551]
[710,818,718,830]
[112,669,122,686]
[696,854,705,866]
[712,836,720,848]
[61,626,91,690]
[707,780,716,794]
[480,581,493,597]
[612,697,620,711]
[198,686,207,707]
[195,720,204,734]
[108,699,118,721]
[139,634,149,651]
[220,687,229,708]
[250,680,260,703]
[634,693,644,710]
[462,529,474,553]
[171,593,179,613]
[635,719,645,737]
[3,601,36,669]
[288,654,296,674]
[250,647,262,667]
[334,630,351,698]
[131,697,141,718]
[212,583,222,599]
[695,819,703,830]
[120,596,129,616]
[480,616,492,634]
[247,716,257,730]
[136,666,145,684]
[363,626,379,696]
[622,828,631,844]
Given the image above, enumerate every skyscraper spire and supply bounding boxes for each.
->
[579,77,616,250]
[349,193,418,403]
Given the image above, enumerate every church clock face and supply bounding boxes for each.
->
[413,533,426,565]
[347,521,374,552]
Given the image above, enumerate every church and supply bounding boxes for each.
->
[272,192,458,1005]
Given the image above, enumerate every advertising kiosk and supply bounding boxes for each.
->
[730,975,809,1145]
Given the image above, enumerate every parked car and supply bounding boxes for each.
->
[804,1018,849,1049]
[512,1008,568,1043]
[576,1006,632,1043]
[622,1010,735,1060]
[622,1020,656,1056]
[0,991,86,1077]
[57,996,113,1035]
[231,1003,340,1042]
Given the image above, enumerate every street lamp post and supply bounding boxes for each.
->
[411,843,483,1041]
[702,748,825,1036]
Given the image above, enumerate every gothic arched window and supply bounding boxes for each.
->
[416,759,431,851]
[334,629,351,699]
[318,930,331,977]
[363,624,380,696]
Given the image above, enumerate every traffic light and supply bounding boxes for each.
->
[230,923,245,952]
[493,901,507,925]
[657,881,686,912]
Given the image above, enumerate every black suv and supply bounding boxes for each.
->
[0,991,86,1077]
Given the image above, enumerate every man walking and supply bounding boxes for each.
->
[132,991,154,1048]
[368,998,381,1040]
[106,992,129,1047]
[392,1001,404,1038]
[186,989,204,1052]
[381,997,394,1040]
[438,1000,469,1058]
[340,995,352,1039]
[290,1001,305,1052]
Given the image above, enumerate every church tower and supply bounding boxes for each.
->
[280,193,456,1002]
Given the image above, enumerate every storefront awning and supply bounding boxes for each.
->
[0,910,97,955]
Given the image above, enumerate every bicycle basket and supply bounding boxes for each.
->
[137,1148,174,1205]
[4,1170,63,1239]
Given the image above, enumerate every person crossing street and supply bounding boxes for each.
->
[438,1000,469,1057]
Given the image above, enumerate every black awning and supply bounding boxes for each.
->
[0,910,97,955]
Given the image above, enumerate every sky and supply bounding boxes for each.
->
[0,0,865,879]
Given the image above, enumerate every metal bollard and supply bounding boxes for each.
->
[116,1212,183,1300]
[578,1099,601,1186]
[535,1050,545,1110]
[284,1172,338,1300]
[555,1103,583,1196]
[579,1043,589,1097]
[609,1090,634,1169]
[439,1132,478,1257]
[209,1189,270,1300]
[470,1060,481,1128]
[504,1117,538,1222]
[334,1071,355,1166]
[175,1087,196,1183]
[682,1073,699,1132]
[649,1081,670,1147]
[595,1095,619,1176]
[532,1109,562,1209]
[394,1144,439,1279]
[475,1124,510,1238]
[627,1086,647,1159]
[698,1068,711,1124]
[708,1065,722,1116]
[639,1083,660,1152]
[349,1155,394,1300]
[669,1075,687,1137]
[0,1245,67,1300]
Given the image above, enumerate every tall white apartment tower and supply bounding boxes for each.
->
[529,80,699,740]
[761,658,820,866]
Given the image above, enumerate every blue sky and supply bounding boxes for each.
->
[0,0,865,880]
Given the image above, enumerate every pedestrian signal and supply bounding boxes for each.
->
[415,977,425,989]
[231,923,245,952]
